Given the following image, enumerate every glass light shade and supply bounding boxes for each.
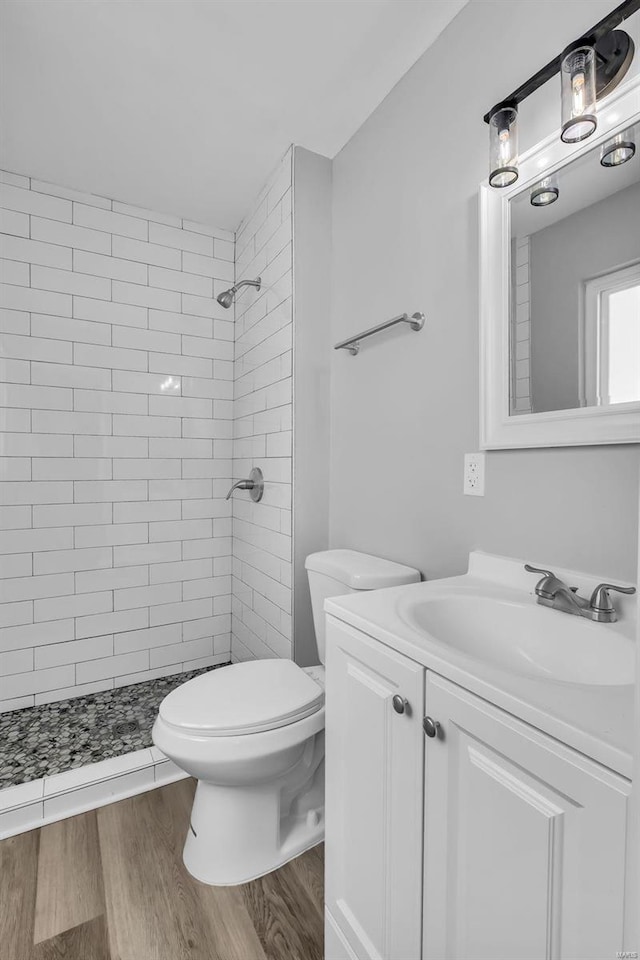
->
[489,104,518,188]
[600,134,636,167]
[561,43,597,143]
[530,177,559,207]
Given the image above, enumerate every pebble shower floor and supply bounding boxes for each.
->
[0,662,228,789]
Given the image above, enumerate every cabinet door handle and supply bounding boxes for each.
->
[392,695,409,714]
[423,716,441,738]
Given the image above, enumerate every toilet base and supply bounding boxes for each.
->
[183,756,325,885]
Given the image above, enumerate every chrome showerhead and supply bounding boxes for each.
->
[216,289,235,309]
[216,277,261,309]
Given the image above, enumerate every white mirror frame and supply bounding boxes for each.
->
[479,74,640,449]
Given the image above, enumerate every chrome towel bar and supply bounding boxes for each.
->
[334,312,425,356]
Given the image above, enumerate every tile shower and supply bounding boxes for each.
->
[231,151,294,663]
[0,172,235,713]
[0,151,295,831]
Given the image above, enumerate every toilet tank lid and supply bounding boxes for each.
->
[305,549,420,590]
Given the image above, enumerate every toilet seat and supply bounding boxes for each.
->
[159,659,324,737]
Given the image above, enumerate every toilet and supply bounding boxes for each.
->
[152,549,420,885]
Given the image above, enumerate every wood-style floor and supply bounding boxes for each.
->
[0,779,324,960]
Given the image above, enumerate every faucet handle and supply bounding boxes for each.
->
[589,582,636,613]
[524,564,560,600]
[524,564,555,579]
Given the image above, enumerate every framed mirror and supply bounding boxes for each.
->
[480,75,640,448]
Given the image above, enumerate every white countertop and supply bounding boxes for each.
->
[325,551,636,779]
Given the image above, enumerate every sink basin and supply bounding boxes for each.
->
[397,593,635,685]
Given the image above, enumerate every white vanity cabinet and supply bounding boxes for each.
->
[324,615,631,960]
[324,618,426,960]
[423,672,630,960]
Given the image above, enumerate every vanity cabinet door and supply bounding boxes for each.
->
[423,672,630,960]
[325,616,425,960]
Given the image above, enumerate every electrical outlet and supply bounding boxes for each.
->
[464,453,485,496]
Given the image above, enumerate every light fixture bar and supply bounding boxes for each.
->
[483,0,640,124]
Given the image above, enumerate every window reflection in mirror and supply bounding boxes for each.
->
[509,125,639,416]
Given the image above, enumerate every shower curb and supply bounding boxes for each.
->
[0,746,187,840]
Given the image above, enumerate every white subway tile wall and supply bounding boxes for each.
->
[231,149,293,663]
[0,173,235,709]
[512,236,532,415]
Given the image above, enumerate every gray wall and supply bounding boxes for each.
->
[329,0,640,584]
[530,180,640,413]
[292,147,332,666]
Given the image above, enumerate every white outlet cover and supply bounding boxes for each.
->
[464,452,485,496]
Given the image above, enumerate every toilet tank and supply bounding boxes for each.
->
[305,550,421,664]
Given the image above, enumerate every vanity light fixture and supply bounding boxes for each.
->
[484,0,639,187]
[489,103,519,187]
[600,133,636,165]
[530,177,559,207]
[560,41,597,142]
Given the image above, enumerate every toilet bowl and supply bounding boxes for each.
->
[152,549,420,885]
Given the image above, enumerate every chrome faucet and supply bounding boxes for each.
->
[524,564,635,623]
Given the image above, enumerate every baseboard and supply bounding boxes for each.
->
[0,746,188,839]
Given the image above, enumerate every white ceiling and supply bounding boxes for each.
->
[0,0,467,231]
